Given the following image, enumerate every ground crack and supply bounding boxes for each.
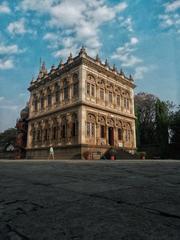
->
[144,207,180,220]
[32,182,52,187]
[6,224,30,240]
[88,193,180,220]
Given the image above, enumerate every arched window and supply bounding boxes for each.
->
[55,84,60,103]
[117,120,123,141]
[86,75,96,97]
[99,116,105,138]
[86,113,96,138]
[61,117,67,138]
[100,88,104,101]
[72,74,79,98]
[72,113,78,137]
[124,92,130,110]
[47,88,52,107]
[44,120,49,142]
[109,91,113,104]
[33,94,38,112]
[40,91,44,110]
[117,95,121,106]
[53,126,57,140]
[118,128,123,141]
[52,119,58,140]
[125,123,131,142]
[63,79,69,100]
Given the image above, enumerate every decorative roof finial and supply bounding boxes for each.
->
[79,45,87,56]
[50,64,56,73]
[30,75,35,84]
[113,64,116,71]
[38,60,47,79]
[41,61,46,72]
[58,59,64,68]
[67,52,73,62]
[120,68,124,76]
[105,59,109,67]
[96,54,100,62]
[129,74,133,81]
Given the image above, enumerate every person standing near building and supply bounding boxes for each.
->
[48,145,54,160]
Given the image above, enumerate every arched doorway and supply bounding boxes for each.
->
[108,127,114,146]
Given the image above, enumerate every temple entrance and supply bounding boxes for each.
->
[108,127,114,146]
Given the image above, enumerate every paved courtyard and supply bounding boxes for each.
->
[0,159,180,240]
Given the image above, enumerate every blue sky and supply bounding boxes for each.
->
[0,0,180,131]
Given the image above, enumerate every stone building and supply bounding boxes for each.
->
[26,47,136,159]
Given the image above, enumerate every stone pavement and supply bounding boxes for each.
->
[0,159,180,240]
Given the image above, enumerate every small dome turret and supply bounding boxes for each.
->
[20,106,29,120]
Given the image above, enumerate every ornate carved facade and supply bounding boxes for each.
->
[26,47,136,159]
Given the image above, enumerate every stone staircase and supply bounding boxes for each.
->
[102,148,137,160]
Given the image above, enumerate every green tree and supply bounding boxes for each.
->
[0,128,17,148]
[135,92,158,145]
[170,106,180,144]
[135,105,141,148]
[155,99,169,158]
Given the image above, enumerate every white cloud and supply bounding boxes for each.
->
[160,13,180,28]
[0,59,14,69]
[0,97,5,102]
[0,43,24,70]
[165,0,180,12]
[119,17,134,32]
[112,37,150,80]
[131,37,139,45]
[0,1,11,14]
[134,66,149,79]
[115,2,128,12]
[7,18,27,35]
[0,44,19,55]
[20,0,55,12]
[160,2,180,33]
[112,37,141,67]
[43,32,58,41]
[20,0,128,58]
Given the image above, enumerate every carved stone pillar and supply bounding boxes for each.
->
[114,127,118,147]
[69,83,72,102]
[96,85,100,104]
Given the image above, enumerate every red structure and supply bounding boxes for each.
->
[15,105,29,159]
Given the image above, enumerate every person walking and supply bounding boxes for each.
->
[48,145,54,160]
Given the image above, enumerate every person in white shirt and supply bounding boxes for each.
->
[48,145,54,160]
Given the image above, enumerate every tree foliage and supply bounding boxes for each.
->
[0,128,17,148]
[155,99,169,157]
[135,92,179,158]
[169,106,180,144]
[135,92,158,146]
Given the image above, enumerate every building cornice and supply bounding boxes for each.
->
[28,50,135,92]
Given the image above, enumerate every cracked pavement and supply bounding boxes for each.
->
[0,159,180,240]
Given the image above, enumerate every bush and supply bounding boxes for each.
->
[136,151,146,159]
[83,151,92,160]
